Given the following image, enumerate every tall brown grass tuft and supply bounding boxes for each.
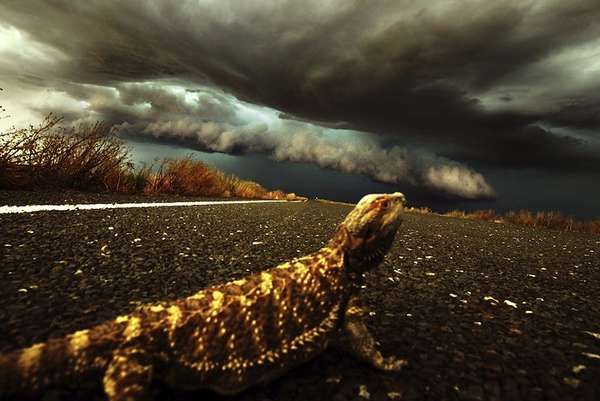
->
[0,115,302,201]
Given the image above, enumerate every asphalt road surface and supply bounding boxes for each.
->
[1,192,599,401]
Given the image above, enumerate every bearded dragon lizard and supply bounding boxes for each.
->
[0,192,407,400]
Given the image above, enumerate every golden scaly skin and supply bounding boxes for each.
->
[0,192,407,401]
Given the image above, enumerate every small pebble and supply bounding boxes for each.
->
[582,352,600,360]
[358,384,370,399]
[484,296,499,304]
[563,377,580,388]
[584,331,600,340]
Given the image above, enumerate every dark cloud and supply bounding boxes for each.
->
[549,99,600,130]
[447,124,600,171]
[1,0,600,184]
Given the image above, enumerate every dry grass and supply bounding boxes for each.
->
[0,115,130,191]
[139,158,303,200]
[0,115,302,201]
[443,208,600,235]
[140,158,227,197]
[406,206,432,214]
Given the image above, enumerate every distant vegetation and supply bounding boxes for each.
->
[408,206,600,235]
[0,114,302,200]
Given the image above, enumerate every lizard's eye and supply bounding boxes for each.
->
[380,200,389,209]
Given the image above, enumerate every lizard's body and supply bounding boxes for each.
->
[1,193,407,400]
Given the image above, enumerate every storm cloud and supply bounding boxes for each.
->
[54,81,493,198]
[1,1,600,200]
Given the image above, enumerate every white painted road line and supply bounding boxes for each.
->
[0,200,292,214]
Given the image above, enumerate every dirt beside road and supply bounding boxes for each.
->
[1,193,598,400]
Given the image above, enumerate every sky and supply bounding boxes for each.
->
[1,1,599,218]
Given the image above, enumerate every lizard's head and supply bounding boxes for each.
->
[334,192,406,273]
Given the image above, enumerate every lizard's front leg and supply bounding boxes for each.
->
[103,347,154,401]
[336,296,407,371]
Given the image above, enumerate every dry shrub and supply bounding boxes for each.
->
[266,190,287,200]
[135,158,284,199]
[407,206,432,214]
[163,158,226,197]
[504,210,532,226]
[0,115,130,191]
[443,209,497,221]
[136,163,170,195]
[468,209,497,221]
[226,176,270,199]
[504,210,581,232]
[445,210,466,219]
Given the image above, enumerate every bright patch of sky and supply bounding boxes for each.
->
[475,36,600,114]
[0,24,64,66]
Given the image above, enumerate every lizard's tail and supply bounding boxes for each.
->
[0,326,121,397]
[0,339,64,397]
[0,347,26,396]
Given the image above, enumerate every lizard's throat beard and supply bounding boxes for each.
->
[349,230,397,272]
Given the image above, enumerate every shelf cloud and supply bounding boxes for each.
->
[62,81,496,199]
